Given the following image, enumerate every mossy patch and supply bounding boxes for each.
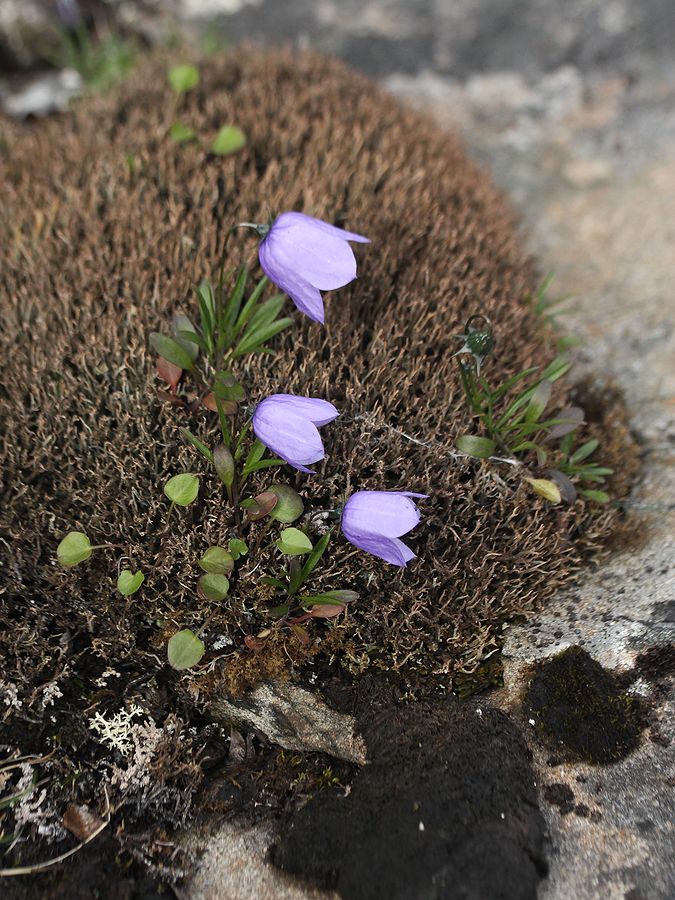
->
[524,646,647,763]
[0,47,638,882]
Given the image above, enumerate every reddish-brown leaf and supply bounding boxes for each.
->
[308,603,346,619]
[156,356,182,394]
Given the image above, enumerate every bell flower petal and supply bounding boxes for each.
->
[259,240,325,323]
[273,212,370,245]
[257,394,338,426]
[341,490,426,567]
[341,491,427,538]
[342,530,416,567]
[252,393,339,473]
[263,219,357,291]
[258,211,370,324]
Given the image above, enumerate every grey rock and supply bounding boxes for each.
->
[208,680,367,765]
[1,68,82,117]
[185,821,336,900]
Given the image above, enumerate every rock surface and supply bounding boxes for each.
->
[208,681,367,765]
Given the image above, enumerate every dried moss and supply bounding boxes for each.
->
[0,47,635,719]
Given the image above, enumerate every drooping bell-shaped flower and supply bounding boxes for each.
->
[252,394,339,473]
[257,212,370,324]
[341,490,427,567]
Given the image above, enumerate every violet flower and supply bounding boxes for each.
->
[341,491,427,566]
[252,394,339,473]
[257,212,370,324]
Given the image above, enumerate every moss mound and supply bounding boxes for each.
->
[0,49,633,722]
[525,646,647,763]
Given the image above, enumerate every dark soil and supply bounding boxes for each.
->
[524,646,647,763]
[1,832,172,900]
[272,683,547,900]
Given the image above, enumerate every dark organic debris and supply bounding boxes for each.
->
[524,646,647,763]
[272,692,547,900]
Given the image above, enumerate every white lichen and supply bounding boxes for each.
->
[1,680,22,710]
[88,704,145,755]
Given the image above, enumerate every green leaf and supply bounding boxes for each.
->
[213,444,235,488]
[167,629,204,670]
[260,576,287,589]
[198,573,230,601]
[223,266,249,333]
[560,431,575,458]
[525,477,562,504]
[168,64,199,94]
[169,121,197,144]
[578,466,614,478]
[541,355,571,383]
[489,366,540,402]
[570,439,599,465]
[291,529,332,595]
[149,333,194,371]
[164,473,199,507]
[268,485,304,523]
[193,280,216,353]
[118,569,144,596]
[181,428,213,463]
[269,602,290,618]
[199,546,234,575]
[299,591,359,606]
[245,294,286,333]
[211,125,247,156]
[213,372,245,402]
[235,277,270,334]
[228,538,248,560]
[172,313,199,361]
[277,527,313,556]
[241,439,266,476]
[525,379,552,423]
[233,317,294,357]
[242,458,286,475]
[578,489,610,504]
[57,531,92,567]
[455,435,496,459]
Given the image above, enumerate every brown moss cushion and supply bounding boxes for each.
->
[0,49,628,712]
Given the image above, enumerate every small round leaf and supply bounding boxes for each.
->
[199,547,234,575]
[277,527,313,556]
[167,630,205,670]
[198,573,230,601]
[211,125,247,156]
[228,538,248,560]
[118,569,144,596]
[57,531,92,567]
[164,473,199,507]
[269,485,304,524]
[169,122,197,144]
[168,64,199,94]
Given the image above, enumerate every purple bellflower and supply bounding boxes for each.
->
[257,212,370,324]
[341,491,427,566]
[252,394,339,473]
